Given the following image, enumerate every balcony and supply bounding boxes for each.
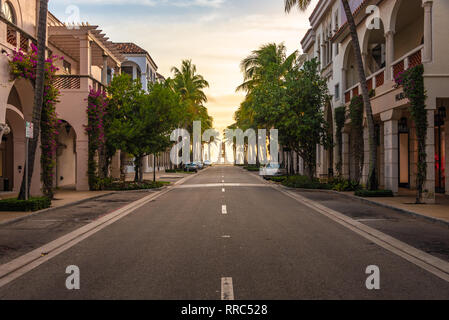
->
[1,17,36,52]
[53,75,106,93]
[344,45,424,106]
[391,45,424,82]
[344,67,385,104]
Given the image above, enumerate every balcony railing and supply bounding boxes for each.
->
[344,67,385,103]
[343,45,425,104]
[391,45,424,81]
[54,75,106,92]
[2,17,35,52]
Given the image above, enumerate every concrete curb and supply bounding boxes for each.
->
[245,169,449,228]
[0,170,198,288]
[277,183,449,228]
[327,190,449,228]
[0,176,188,227]
[0,192,115,227]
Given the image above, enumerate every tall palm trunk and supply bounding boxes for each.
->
[341,0,378,190]
[18,0,49,200]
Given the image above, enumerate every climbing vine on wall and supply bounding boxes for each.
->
[334,106,347,176]
[349,95,364,182]
[395,64,428,202]
[8,44,63,199]
[85,88,108,190]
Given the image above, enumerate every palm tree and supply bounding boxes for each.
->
[171,59,212,131]
[18,0,49,200]
[237,43,297,93]
[285,0,378,190]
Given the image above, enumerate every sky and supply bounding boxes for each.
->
[49,0,319,132]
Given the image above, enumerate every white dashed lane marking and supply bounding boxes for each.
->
[221,277,234,300]
[222,205,227,214]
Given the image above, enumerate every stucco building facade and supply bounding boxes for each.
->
[301,0,449,202]
[0,1,167,196]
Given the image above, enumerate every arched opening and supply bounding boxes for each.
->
[0,79,34,192]
[2,1,17,24]
[0,120,14,191]
[363,20,386,76]
[344,43,358,90]
[392,0,424,60]
[56,120,77,189]
[121,61,142,83]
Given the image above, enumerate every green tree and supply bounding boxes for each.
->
[285,0,378,190]
[171,59,213,133]
[107,75,185,182]
[279,58,332,178]
[106,74,145,181]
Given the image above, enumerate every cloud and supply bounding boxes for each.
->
[54,0,225,7]
[50,0,317,129]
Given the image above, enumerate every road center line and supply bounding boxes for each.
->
[222,205,227,214]
[221,277,234,300]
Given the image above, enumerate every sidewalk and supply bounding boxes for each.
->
[342,188,449,224]
[0,189,112,225]
[0,170,191,225]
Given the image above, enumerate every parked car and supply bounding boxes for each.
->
[184,163,198,172]
[203,160,212,167]
[260,163,287,177]
[195,162,204,170]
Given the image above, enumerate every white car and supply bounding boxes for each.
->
[259,163,287,177]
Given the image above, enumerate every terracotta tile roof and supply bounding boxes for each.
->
[331,0,369,42]
[114,42,148,55]
[114,42,158,69]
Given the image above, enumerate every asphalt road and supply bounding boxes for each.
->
[0,166,448,299]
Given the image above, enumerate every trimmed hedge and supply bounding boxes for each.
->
[355,190,394,198]
[0,197,51,212]
[265,176,288,183]
[103,180,170,191]
[282,175,332,190]
[244,165,261,172]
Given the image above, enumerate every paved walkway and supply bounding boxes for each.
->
[343,189,449,224]
[0,171,193,225]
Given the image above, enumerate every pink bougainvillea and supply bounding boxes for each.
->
[8,44,63,198]
[85,87,108,190]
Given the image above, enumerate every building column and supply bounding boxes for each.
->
[385,30,395,81]
[76,139,90,191]
[110,151,121,179]
[362,126,370,185]
[423,110,435,203]
[409,121,419,189]
[445,117,449,195]
[341,67,347,93]
[422,1,433,63]
[379,123,385,188]
[101,54,108,85]
[381,110,400,194]
[342,132,350,179]
[79,36,91,75]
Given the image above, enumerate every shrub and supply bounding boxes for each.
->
[102,180,169,191]
[329,177,361,192]
[165,169,177,173]
[282,175,331,190]
[244,165,261,172]
[0,197,51,212]
[355,190,394,198]
[265,176,287,183]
